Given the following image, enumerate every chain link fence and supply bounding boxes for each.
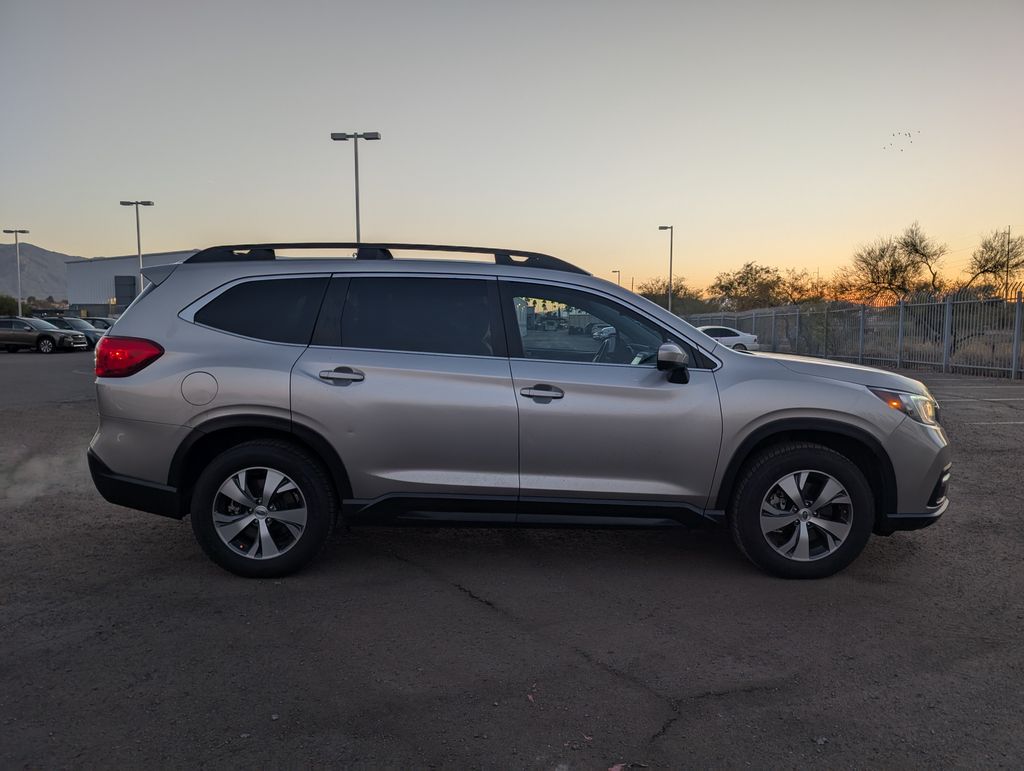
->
[687,289,1024,379]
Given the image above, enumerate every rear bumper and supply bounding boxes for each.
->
[88,450,184,519]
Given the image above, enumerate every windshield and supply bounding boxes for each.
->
[28,318,60,331]
[62,318,96,330]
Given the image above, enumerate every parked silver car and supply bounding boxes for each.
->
[88,243,950,579]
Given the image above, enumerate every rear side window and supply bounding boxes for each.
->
[337,277,502,357]
[195,277,328,344]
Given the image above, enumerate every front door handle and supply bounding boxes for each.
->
[319,366,365,384]
[520,384,564,399]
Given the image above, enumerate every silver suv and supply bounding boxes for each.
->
[88,243,951,579]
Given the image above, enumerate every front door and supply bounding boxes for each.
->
[499,280,722,517]
[291,275,519,517]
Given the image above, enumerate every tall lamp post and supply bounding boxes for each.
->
[3,228,29,315]
[658,225,674,313]
[330,131,382,243]
[120,200,154,295]
[612,269,621,286]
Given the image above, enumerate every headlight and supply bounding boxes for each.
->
[869,388,939,425]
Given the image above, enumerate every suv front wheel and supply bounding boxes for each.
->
[190,440,336,577]
[729,442,874,579]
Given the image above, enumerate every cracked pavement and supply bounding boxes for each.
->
[2,353,1023,767]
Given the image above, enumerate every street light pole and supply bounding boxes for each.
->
[3,228,29,315]
[658,225,674,313]
[330,131,382,243]
[120,200,154,295]
[612,269,621,286]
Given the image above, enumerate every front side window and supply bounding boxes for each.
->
[500,281,691,366]
[337,277,501,357]
[194,277,328,344]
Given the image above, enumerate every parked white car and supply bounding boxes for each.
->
[697,325,759,351]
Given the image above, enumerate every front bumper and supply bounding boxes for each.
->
[60,336,88,350]
[875,463,951,535]
[88,450,183,519]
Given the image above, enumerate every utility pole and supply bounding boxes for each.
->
[1006,226,1012,299]
[612,269,621,286]
[3,228,29,315]
[658,225,674,313]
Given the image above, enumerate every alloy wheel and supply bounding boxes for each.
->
[760,470,853,562]
[212,466,308,559]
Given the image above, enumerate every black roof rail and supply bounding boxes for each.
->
[184,242,589,275]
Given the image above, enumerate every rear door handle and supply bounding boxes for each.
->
[319,366,365,384]
[520,384,564,399]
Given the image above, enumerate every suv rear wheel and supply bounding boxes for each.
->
[729,442,874,579]
[190,440,336,577]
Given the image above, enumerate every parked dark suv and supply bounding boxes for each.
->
[42,316,105,350]
[0,316,88,353]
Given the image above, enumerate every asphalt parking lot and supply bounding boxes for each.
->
[2,352,1023,768]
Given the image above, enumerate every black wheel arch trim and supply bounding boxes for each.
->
[713,418,898,516]
[167,415,353,510]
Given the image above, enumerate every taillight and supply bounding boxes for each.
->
[95,336,164,378]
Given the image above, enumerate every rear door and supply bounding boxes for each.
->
[291,274,519,515]
[500,279,723,515]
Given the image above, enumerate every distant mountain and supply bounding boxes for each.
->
[0,242,78,302]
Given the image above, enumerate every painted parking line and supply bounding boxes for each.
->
[937,397,1024,402]
[965,421,1024,425]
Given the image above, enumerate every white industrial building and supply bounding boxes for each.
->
[65,250,196,315]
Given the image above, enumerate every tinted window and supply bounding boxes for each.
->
[0,320,10,329]
[27,318,59,330]
[340,277,499,356]
[501,281,693,367]
[195,277,328,344]
[64,318,96,330]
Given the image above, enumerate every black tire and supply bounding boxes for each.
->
[37,336,56,354]
[729,442,874,579]
[5,345,19,353]
[190,440,336,578]
[733,343,747,351]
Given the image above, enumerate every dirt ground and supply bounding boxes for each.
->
[2,352,1022,768]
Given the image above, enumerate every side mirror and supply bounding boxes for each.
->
[657,342,690,383]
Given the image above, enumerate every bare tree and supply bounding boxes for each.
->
[845,237,921,302]
[897,221,948,294]
[840,224,950,302]
[960,229,1024,294]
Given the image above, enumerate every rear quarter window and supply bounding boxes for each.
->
[194,277,328,344]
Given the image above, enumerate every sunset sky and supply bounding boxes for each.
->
[1,0,1021,289]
